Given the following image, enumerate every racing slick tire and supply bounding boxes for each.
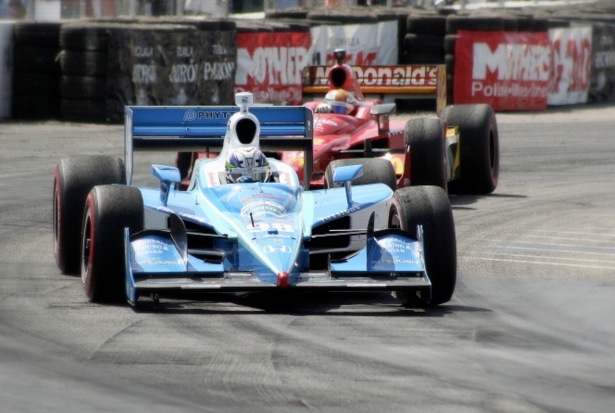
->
[324,158,397,191]
[53,156,125,275]
[389,185,456,307]
[442,104,499,194]
[81,185,143,303]
[405,118,447,190]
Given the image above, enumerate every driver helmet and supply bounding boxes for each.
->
[226,147,270,183]
[324,88,355,115]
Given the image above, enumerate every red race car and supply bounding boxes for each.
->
[285,49,499,194]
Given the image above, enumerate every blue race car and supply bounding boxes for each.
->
[53,92,456,308]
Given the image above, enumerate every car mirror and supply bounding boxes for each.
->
[332,164,364,207]
[332,164,364,184]
[370,103,396,115]
[151,165,181,206]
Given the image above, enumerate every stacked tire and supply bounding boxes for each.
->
[307,9,378,25]
[402,13,447,65]
[0,22,14,119]
[59,23,114,123]
[12,22,61,120]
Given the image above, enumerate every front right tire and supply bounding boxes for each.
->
[389,185,457,306]
[53,156,125,275]
[81,185,143,303]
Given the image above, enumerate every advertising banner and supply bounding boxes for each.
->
[235,31,312,105]
[309,21,398,66]
[548,26,592,105]
[235,21,398,105]
[108,24,236,111]
[454,30,550,111]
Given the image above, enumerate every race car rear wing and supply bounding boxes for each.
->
[302,64,447,116]
[124,105,314,189]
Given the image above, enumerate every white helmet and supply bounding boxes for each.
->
[226,147,270,183]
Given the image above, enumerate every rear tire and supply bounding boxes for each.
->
[324,158,397,191]
[81,185,143,303]
[53,156,125,275]
[389,186,456,306]
[442,104,499,194]
[405,118,447,190]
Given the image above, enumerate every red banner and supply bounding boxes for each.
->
[548,27,592,105]
[454,31,550,111]
[235,32,312,105]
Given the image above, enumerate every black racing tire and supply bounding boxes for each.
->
[307,11,378,24]
[60,75,107,99]
[444,34,457,55]
[59,50,108,76]
[547,19,570,29]
[402,34,444,54]
[81,185,143,303]
[14,22,61,47]
[406,14,447,36]
[442,104,499,194]
[389,185,456,307]
[13,73,60,97]
[446,15,504,34]
[405,118,447,190]
[501,16,519,32]
[324,158,397,191]
[265,9,309,19]
[515,16,535,32]
[60,24,111,51]
[445,53,455,78]
[14,46,62,73]
[53,156,125,275]
[400,52,444,65]
[531,18,549,33]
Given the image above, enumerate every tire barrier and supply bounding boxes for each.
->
[0,22,14,119]
[56,19,237,123]
[7,2,615,122]
[59,22,119,123]
[589,23,615,103]
[12,22,61,119]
